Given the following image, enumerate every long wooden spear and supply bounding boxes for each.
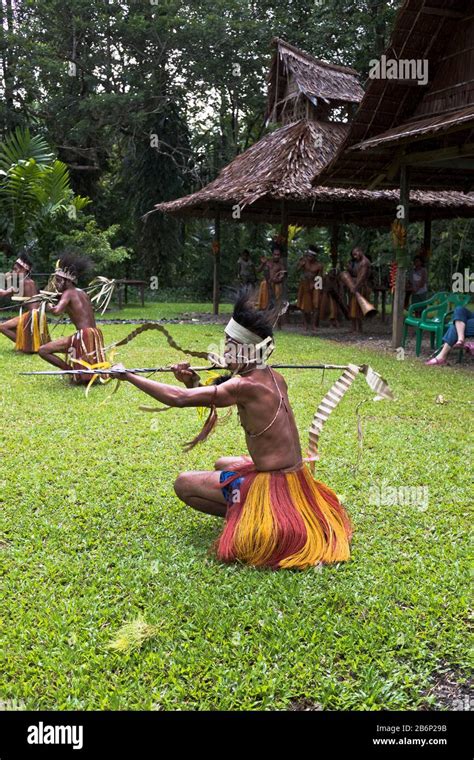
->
[20,363,354,376]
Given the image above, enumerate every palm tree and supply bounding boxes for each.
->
[0,127,90,252]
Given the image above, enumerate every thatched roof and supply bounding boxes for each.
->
[318,0,474,190]
[152,119,474,227]
[155,120,348,213]
[266,38,364,124]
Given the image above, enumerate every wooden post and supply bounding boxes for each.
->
[213,212,221,315]
[392,166,410,348]
[330,223,339,268]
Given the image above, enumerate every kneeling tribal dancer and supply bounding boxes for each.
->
[38,253,107,385]
[112,292,352,570]
[0,251,50,353]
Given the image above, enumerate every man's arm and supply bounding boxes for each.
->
[122,371,242,409]
[48,290,71,315]
[0,287,14,298]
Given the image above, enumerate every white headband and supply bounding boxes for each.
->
[15,258,31,272]
[55,268,77,283]
[225,318,263,346]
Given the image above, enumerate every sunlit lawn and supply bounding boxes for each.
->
[0,315,471,710]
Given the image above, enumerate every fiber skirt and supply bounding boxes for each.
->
[217,465,352,570]
[297,280,322,313]
[15,308,50,353]
[66,327,107,385]
[257,281,282,310]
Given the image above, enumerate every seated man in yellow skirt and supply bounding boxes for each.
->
[0,252,50,353]
[257,247,286,310]
[111,291,352,570]
[38,253,107,385]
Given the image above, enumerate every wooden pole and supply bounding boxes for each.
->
[392,166,410,348]
[213,212,221,315]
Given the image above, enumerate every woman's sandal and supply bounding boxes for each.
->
[425,356,447,366]
[453,339,465,349]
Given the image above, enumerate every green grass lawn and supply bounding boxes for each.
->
[0,318,471,710]
[102,301,233,321]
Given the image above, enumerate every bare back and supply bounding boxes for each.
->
[22,278,39,312]
[57,287,96,330]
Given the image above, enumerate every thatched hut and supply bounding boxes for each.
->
[317,0,474,346]
[265,38,364,125]
[155,117,474,227]
[151,35,474,315]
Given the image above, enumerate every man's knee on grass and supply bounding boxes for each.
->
[38,343,55,359]
[174,472,193,502]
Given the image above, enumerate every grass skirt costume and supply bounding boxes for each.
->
[66,327,107,385]
[297,279,322,313]
[217,460,352,570]
[258,281,282,310]
[15,307,50,353]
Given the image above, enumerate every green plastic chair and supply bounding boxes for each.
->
[415,299,451,356]
[402,292,449,352]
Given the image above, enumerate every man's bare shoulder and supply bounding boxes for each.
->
[239,368,287,395]
[23,279,37,296]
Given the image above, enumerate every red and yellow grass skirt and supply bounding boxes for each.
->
[15,308,50,354]
[257,281,282,310]
[217,464,352,570]
[66,327,107,385]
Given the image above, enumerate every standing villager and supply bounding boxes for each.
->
[296,245,324,332]
[345,247,372,333]
[322,266,345,328]
[0,252,50,353]
[237,249,257,286]
[38,253,107,385]
[110,291,352,570]
[257,247,286,310]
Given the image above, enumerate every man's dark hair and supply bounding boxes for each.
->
[56,250,92,282]
[17,250,33,270]
[308,244,321,255]
[233,288,274,340]
[242,249,250,255]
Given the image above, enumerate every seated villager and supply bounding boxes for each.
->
[408,255,428,313]
[425,306,474,366]
[110,290,352,570]
[38,253,107,385]
[0,251,50,353]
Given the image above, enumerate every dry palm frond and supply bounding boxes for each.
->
[87,277,116,315]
